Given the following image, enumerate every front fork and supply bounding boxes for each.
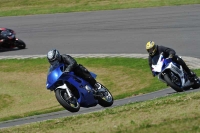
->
[56,83,72,98]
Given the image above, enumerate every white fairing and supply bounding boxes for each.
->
[152,54,191,87]
[56,83,68,89]
[152,55,164,73]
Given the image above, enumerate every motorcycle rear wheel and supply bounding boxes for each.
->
[55,89,80,112]
[191,71,200,89]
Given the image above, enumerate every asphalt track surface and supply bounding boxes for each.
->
[0,5,200,58]
[0,4,200,129]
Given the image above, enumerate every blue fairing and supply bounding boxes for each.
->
[46,63,98,107]
[163,58,180,70]
[90,71,97,79]
[152,55,180,76]
[163,58,172,69]
[46,64,63,89]
[64,74,97,107]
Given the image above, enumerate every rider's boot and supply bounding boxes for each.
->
[177,57,195,82]
[93,83,101,93]
[94,83,101,91]
[187,71,196,82]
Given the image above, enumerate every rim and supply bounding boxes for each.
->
[59,90,79,108]
[100,88,113,102]
[170,72,181,86]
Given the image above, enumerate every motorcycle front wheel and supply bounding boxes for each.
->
[15,39,26,49]
[163,73,184,92]
[55,89,80,112]
[96,83,114,107]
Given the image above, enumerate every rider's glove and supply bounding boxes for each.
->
[64,69,70,73]
[168,54,174,58]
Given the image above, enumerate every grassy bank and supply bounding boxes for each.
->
[1,0,200,131]
[0,0,200,17]
[0,57,164,122]
[0,57,200,122]
[1,90,200,133]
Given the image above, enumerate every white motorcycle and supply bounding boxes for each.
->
[152,53,200,92]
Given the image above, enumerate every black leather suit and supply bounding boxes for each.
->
[148,45,192,77]
[59,54,97,87]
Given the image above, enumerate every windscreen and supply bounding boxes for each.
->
[48,63,62,74]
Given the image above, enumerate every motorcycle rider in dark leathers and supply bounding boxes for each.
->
[146,41,196,81]
[47,49,101,92]
[0,28,14,46]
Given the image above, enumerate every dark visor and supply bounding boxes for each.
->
[147,48,154,54]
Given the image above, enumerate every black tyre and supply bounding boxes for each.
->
[55,89,80,112]
[163,73,184,92]
[192,83,200,89]
[191,71,200,89]
[192,77,200,89]
[15,39,26,49]
[96,83,114,107]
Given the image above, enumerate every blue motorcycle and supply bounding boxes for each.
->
[46,63,114,112]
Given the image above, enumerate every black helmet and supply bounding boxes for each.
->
[47,49,61,65]
[1,30,12,38]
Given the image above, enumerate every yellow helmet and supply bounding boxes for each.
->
[146,41,157,56]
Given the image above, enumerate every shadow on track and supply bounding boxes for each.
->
[0,47,27,53]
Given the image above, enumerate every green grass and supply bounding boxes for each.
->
[0,57,164,122]
[1,0,200,131]
[0,0,200,17]
[0,57,199,123]
[0,94,14,110]
[1,90,200,133]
